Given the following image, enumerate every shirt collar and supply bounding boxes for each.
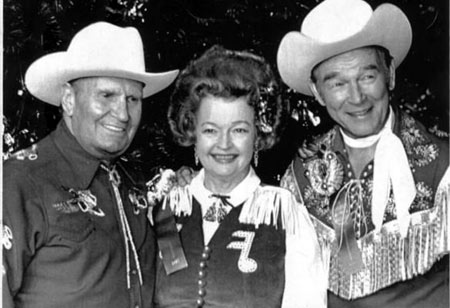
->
[189,167,261,207]
[51,120,103,190]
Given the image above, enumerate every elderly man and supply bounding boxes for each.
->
[277,0,449,307]
[2,22,178,307]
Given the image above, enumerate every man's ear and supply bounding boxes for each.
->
[309,81,326,106]
[388,60,396,91]
[61,83,75,116]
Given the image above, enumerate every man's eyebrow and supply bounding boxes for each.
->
[322,72,339,83]
[361,64,379,71]
[321,64,380,82]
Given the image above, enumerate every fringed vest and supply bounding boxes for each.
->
[281,110,449,301]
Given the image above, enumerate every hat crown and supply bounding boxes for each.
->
[302,0,373,43]
[67,22,145,73]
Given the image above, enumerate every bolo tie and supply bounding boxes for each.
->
[331,180,366,274]
[203,194,233,223]
[101,164,143,288]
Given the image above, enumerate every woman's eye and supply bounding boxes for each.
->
[202,128,216,134]
[234,128,248,133]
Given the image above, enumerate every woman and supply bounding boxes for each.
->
[154,46,326,307]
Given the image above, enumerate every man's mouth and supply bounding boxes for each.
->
[103,124,127,133]
[347,107,372,118]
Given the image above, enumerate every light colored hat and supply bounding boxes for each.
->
[277,0,412,96]
[25,22,179,105]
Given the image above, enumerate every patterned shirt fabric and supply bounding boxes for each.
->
[154,168,327,308]
[2,121,156,308]
[281,108,449,307]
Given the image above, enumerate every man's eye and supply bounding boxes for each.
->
[361,74,375,81]
[330,81,344,88]
[128,96,141,104]
[100,92,113,98]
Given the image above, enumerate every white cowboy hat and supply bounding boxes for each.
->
[277,0,412,96]
[25,22,179,105]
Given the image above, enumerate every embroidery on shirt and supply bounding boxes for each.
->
[53,187,105,217]
[400,114,439,167]
[128,187,148,215]
[226,230,257,273]
[2,225,13,250]
[10,144,38,161]
[301,130,344,199]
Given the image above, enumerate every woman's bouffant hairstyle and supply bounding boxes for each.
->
[168,45,288,151]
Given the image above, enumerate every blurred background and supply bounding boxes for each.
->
[3,0,449,184]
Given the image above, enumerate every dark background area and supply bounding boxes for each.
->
[3,0,449,184]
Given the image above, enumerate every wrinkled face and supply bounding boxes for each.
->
[195,95,256,190]
[62,77,143,160]
[310,47,395,138]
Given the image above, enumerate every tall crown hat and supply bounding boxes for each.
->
[25,22,179,105]
[277,0,412,96]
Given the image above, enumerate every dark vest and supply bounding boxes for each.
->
[154,197,286,308]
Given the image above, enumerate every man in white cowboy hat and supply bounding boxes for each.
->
[278,0,449,307]
[3,22,178,308]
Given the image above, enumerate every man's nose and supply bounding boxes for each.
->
[112,96,129,121]
[348,81,364,105]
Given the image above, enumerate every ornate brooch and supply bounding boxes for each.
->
[54,187,105,217]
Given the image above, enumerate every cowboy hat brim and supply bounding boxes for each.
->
[277,3,412,96]
[25,51,179,106]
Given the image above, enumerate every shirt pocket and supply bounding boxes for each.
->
[50,211,95,243]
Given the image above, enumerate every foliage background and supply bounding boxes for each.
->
[3,0,449,183]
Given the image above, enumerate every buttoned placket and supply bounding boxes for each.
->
[101,164,143,308]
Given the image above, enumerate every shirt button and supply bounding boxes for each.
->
[198,288,206,297]
[196,298,204,307]
[131,269,137,275]
[198,270,207,278]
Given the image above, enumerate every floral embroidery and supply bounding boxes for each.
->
[410,182,434,211]
[303,186,332,224]
[400,114,439,167]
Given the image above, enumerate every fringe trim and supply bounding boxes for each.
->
[238,186,301,234]
[164,184,302,234]
[317,174,449,300]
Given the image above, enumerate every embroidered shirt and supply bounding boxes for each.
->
[2,121,156,308]
[281,108,449,306]
[155,168,327,307]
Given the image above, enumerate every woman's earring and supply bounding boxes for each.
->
[253,150,259,167]
[195,152,199,166]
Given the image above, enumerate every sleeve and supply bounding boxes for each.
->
[2,167,47,307]
[281,203,328,308]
